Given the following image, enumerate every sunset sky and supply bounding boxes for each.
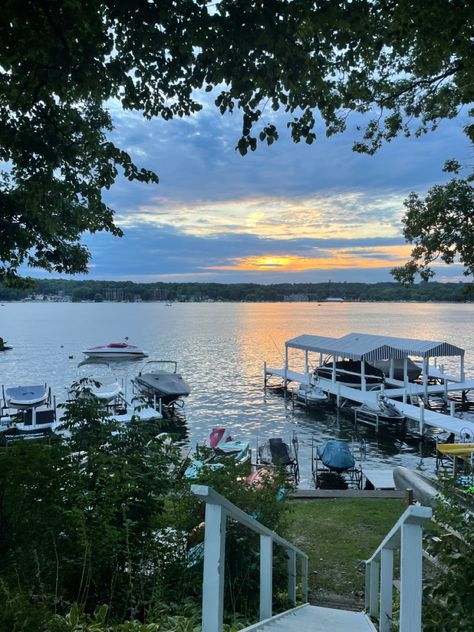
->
[71,93,471,283]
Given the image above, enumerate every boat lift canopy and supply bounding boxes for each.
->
[286,332,464,361]
[285,332,466,395]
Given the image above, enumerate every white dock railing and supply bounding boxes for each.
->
[192,484,309,632]
[365,504,432,632]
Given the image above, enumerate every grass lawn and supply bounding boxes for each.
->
[287,498,406,609]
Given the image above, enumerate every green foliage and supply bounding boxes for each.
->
[0,278,472,303]
[0,387,291,628]
[48,601,249,631]
[392,177,474,284]
[1,1,473,282]
[424,478,474,631]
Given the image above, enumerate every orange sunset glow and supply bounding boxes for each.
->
[204,245,413,272]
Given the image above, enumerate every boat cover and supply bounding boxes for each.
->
[135,371,191,397]
[317,440,355,472]
[373,358,422,381]
[5,385,48,407]
[316,360,384,384]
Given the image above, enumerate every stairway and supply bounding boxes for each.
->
[243,604,376,632]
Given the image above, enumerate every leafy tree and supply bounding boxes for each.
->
[1,1,472,282]
[392,162,474,284]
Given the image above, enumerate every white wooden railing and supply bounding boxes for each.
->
[192,485,309,632]
[365,504,432,632]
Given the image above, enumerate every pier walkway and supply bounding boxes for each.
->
[265,366,474,438]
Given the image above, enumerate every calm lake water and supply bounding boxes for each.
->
[1,301,474,485]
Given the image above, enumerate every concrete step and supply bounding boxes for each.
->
[242,604,376,632]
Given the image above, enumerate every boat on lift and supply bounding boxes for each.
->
[75,361,123,401]
[293,382,327,405]
[133,360,191,406]
[373,358,422,382]
[0,383,59,441]
[353,395,404,423]
[184,426,250,479]
[3,384,49,408]
[257,434,300,483]
[315,359,384,388]
[82,341,147,360]
[312,439,362,489]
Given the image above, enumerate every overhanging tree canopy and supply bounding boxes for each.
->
[1,0,473,283]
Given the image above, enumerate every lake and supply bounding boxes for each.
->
[1,301,474,485]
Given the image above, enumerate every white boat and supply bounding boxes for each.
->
[4,384,49,408]
[133,360,191,406]
[76,362,123,401]
[294,383,327,405]
[82,341,147,360]
[0,384,60,441]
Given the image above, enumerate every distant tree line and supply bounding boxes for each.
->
[0,279,472,303]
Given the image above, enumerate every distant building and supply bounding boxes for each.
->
[134,295,143,302]
[152,288,168,301]
[325,297,344,302]
[284,294,309,302]
[105,288,124,301]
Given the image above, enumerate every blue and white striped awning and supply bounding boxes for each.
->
[286,332,464,360]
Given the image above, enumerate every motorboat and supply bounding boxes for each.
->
[3,384,49,408]
[133,360,191,406]
[293,383,327,405]
[0,383,59,441]
[75,362,123,401]
[373,358,422,382]
[68,382,162,426]
[312,439,361,489]
[315,359,384,388]
[82,341,147,360]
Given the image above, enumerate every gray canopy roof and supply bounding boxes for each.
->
[286,332,464,360]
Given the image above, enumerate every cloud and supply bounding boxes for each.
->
[202,245,413,272]
[25,94,474,283]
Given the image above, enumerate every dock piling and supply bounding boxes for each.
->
[419,402,425,436]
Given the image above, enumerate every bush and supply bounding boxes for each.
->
[424,477,474,631]
[0,390,291,628]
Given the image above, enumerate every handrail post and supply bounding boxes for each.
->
[260,535,273,620]
[301,555,308,602]
[379,548,394,632]
[364,562,371,612]
[400,522,424,632]
[202,502,227,632]
[369,559,380,618]
[287,549,297,605]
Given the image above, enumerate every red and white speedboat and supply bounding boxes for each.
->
[82,342,147,360]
